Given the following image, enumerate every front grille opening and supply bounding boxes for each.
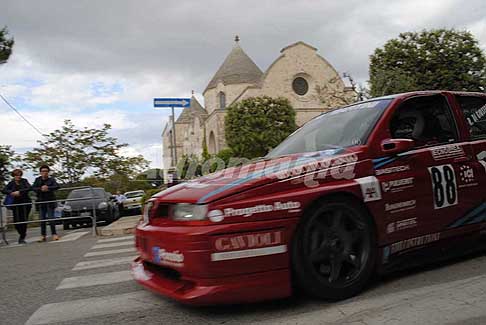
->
[153,204,169,218]
[144,261,181,281]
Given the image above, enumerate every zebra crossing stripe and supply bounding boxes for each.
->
[49,231,89,243]
[72,256,137,271]
[84,247,136,257]
[97,235,133,243]
[91,240,134,249]
[56,270,133,289]
[25,291,166,325]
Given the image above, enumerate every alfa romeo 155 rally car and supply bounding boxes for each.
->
[132,91,486,305]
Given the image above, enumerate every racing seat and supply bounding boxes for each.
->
[391,109,425,142]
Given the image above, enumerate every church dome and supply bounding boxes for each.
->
[204,37,263,93]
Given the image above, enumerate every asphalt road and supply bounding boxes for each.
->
[1,230,486,325]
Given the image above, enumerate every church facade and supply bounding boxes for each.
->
[162,38,355,167]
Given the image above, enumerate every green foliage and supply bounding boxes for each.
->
[225,96,297,159]
[141,188,165,205]
[0,27,14,65]
[201,129,210,161]
[0,145,15,186]
[23,120,149,184]
[369,29,486,97]
[177,154,202,179]
[215,148,234,166]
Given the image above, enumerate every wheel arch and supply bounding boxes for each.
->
[300,190,378,236]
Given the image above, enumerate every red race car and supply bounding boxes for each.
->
[132,91,486,305]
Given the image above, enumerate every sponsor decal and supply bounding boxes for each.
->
[458,165,478,188]
[389,233,440,254]
[478,151,486,161]
[386,217,417,234]
[211,245,287,262]
[429,165,458,209]
[152,246,184,267]
[431,144,465,161]
[276,153,359,188]
[184,181,210,189]
[356,176,382,202]
[466,104,486,126]
[478,151,486,172]
[385,200,416,214]
[223,201,301,217]
[375,165,411,176]
[208,209,224,223]
[381,177,414,193]
[132,262,153,281]
[213,230,284,252]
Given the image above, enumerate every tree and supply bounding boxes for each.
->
[24,120,149,184]
[225,96,297,159]
[0,145,15,186]
[0,27,14,65]
[369,29,486,97]
[316,74,360,107]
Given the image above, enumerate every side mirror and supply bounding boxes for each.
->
[381,139,415,155]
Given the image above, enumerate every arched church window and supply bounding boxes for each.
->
[219,92,226,109]
[292,77,309,96]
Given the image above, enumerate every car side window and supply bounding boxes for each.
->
[390,95,457,147]
[457,96,486,139]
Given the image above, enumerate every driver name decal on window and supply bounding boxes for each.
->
[466,104,486,126]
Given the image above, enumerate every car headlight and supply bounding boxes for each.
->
[171,203,207,221]
[98,202,108,209]
[63,204,72,212]
[142,201,154,224]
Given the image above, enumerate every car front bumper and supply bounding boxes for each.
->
[131,218,297,305]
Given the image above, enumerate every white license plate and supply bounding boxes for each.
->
[80,212,91,217]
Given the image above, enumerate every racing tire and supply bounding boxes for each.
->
[291,197,377,301]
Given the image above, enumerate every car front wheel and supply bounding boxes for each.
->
[291,197,377,300]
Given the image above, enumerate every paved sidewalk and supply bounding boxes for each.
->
[98,216,140,237]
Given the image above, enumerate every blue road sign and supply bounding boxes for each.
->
[154,98,191,108]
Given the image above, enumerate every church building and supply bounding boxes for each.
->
[162,37,355,167]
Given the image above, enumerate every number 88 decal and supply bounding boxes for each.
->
[428,164,458,209]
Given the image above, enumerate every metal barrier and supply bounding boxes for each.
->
[0,186,103,245]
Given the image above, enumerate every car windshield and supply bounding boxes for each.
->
[68,189,105,199]
[125,191,144,198]
[266,99,392,158]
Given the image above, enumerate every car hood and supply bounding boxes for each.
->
[65,198,106,210]
[154,148,362,204]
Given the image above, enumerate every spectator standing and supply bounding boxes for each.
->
[32,165,60,241]
[115,191,127,214]
[1,169,31,244]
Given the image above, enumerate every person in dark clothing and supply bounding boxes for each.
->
[2,169,32,244]
[32,165,60,241]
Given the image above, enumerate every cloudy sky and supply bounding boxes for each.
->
[1,0,485,170]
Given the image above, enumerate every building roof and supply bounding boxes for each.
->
[204,42,263,93]
[175,96,207,124]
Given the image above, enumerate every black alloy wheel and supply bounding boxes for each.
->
[292,197,376,300]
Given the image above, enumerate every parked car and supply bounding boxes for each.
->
[122,190,145,214]
[132,91,486,305]
[62,187,119,229]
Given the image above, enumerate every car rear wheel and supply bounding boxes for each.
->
[292,197,376,300]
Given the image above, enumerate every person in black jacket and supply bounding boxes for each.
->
[32,165,60,241]
[2,169,32,244]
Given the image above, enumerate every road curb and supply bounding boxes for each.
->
[98,216,140,237]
